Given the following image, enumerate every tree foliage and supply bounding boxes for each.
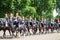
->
[0,0,56,20]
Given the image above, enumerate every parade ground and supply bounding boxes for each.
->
[0,30,60,40]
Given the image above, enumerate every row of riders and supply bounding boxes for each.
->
[0,12,60,37]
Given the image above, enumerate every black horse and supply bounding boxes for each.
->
[32,20,38,34]
[56,22,60,33]
[54,18,60,33]
[39,21,45,34]
[3,19,12,37]
[10,20,19,37]
[26,20,33,35]
[16,20,27,36]
[0,18,12,37]
[0,20,4,31]
[50,21,55,33]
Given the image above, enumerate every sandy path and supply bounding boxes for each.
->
[0,30,60,40]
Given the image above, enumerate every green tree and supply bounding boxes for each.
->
[0,0,56,19]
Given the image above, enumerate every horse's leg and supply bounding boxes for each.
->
[15,30,17,36]
[20,30,21,34]
[3,30,6,37]
[55,25,58,33]
[27,27,30,32]
[48,27,50,33]
[22,26,27,36]
[16,29,18,37]
[19,27,22,34]
[45,27,47,34]
[39,28,41,34]
[57,25,60,33]
[26,26,31,35]
[48,26,50,33]
[45,27,49,34]
[39,25,41,34]
[44,27,46,34]
[24,28,27,36]
[24,26,28,36]
[8,29,11,36]
[57,27,59,33]
[33,26,37,34]
[12,31,14,37]
[35,26,37,34]
[20,27,26,36]
[58,25,60,32]
[51,26,53,33]
[46,27,48,33]
[27,27,30,34]
[45,25,48,34]
[20,29,24,36]
[47,27,49,33]
[28,27,31,35]
[42,27,44,34]
[19,27,24,36]
[11,28,15,37]
[41,24,44,34]
[21,29,25,36]
[56,24,60,33]
[48,25,50,33]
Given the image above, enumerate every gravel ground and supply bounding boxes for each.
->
[0,30,60,40]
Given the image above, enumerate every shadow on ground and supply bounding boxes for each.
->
[0,35,13,39]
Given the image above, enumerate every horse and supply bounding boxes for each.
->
[43,21,49,34]
[15,20,27,36]
[3,19,12,37]
[45,21,51,33]
[57,22,60,32]
[32,20,38,34]
[0,20,4,31]
[0,18,12,37]
[26,20,33,35]
[55,18,60,33]
[49,21,55,33]
[39,20,45,34]
[10,19,19,37]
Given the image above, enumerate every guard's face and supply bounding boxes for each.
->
[5,14,8,18]
[42,17,44,21]
[35,18,36,20]
[23,17,25,20]
[58,18,60,22]
[30,16,32,20]
[16,13,19,17]
[51,19,54,21]
[10,13,13,17]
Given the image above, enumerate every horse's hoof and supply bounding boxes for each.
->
[39,31,41,34]
[42,32,44,34]
[29,33,31,35]
[20,34,24,36]
[25,34,28,36]
[15,36,18,38]
[57,30,60,33]
[51,31,53,33]
[12,36,15,38]
[33,32,36,35]
[45,32,47,34]
[28,32,31,35]
[3,35,6,38]
[21,35,24,36]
